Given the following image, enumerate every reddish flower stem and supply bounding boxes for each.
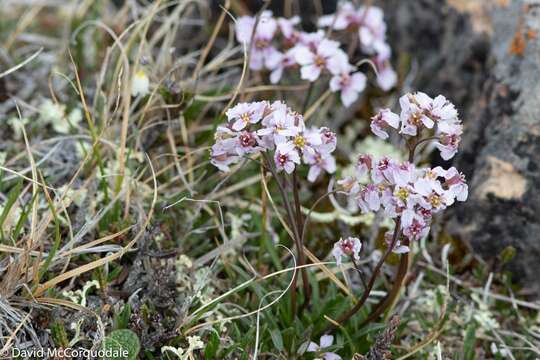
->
[323,137,432,332]
[262,153,307,317]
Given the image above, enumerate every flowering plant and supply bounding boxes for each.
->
[211,100,338,313]
[234,2,397,107]
[326,91,468,332]
[211,100,337,182]
[214,3,468,346]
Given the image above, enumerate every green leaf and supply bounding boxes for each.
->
[463,323,477,360]
[499,246,516,265]
[50,319,69,348]
[113,304,131,330]
[269,329,284,352]
[204,331,220,359]
[101,329,140,360]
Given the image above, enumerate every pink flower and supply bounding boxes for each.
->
[307,335,342,360]
[235,11,280,71]
[269,48,297,84]
[356,154,373,178]
[274,142,300,173]
[338,176,361,195]
[277,16,301,42]
[319,127,337,152]
[329,70,367,107]
[332,237,362,265]
[298,30,325,49]
[318,2,360,30]
[303,149,336,182]
[294,39,343,81]
[356,184,381,213]
[376,63,397,91]
[444,167,468,203]
[436,122,463,160]
[380,187,400,218]
[370,108,400,139]
[392,161,416,187]
[210,139,239,172]
[235,130,262,156]
[431,95,458,123]
[258,101,298,143]
[413,180,446,212]
[399,92,435,136]
[290,124,323,155]
[371,156,397,184]
[358,6,387,54]
[226,101,267,131]
[235,11,276,43]
[402,217,429,241]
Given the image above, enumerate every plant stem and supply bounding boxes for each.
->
[325,138,435,330]
[352,257,368,291]
[262,153,307,317]
[324,218,402,333]
[358,248,409,327]
[302,82,315,114]
[292,170,311,312]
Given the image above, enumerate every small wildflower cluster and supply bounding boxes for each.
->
[371,92,463,160]
[335,92,468,258]
[318,2,396,91]
[211,101,337,182]
[234,3,396,107]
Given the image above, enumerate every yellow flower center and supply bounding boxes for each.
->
[241,113,250,123]
[425,170,436,179]
[293,135,306,148]
[411,111,422,125]
[429,193,441,207]
[395,188,409,201]
[315,55,326,67]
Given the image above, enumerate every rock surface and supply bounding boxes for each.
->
[384,0,540,292]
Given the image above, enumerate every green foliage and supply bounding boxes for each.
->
[204,332,220,359]
[101,329,140,360]
[113,304,132,330]
[463,323,477,360]
[50,320,69,348]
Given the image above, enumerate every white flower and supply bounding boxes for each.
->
[131,70,150,97]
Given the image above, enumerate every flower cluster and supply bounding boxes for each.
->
[370,92,463,160]
[211,101,337,182]
[318,2,396,91]
[234,3,397,108]
[338,156,467,252]
[335,92,468,255]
